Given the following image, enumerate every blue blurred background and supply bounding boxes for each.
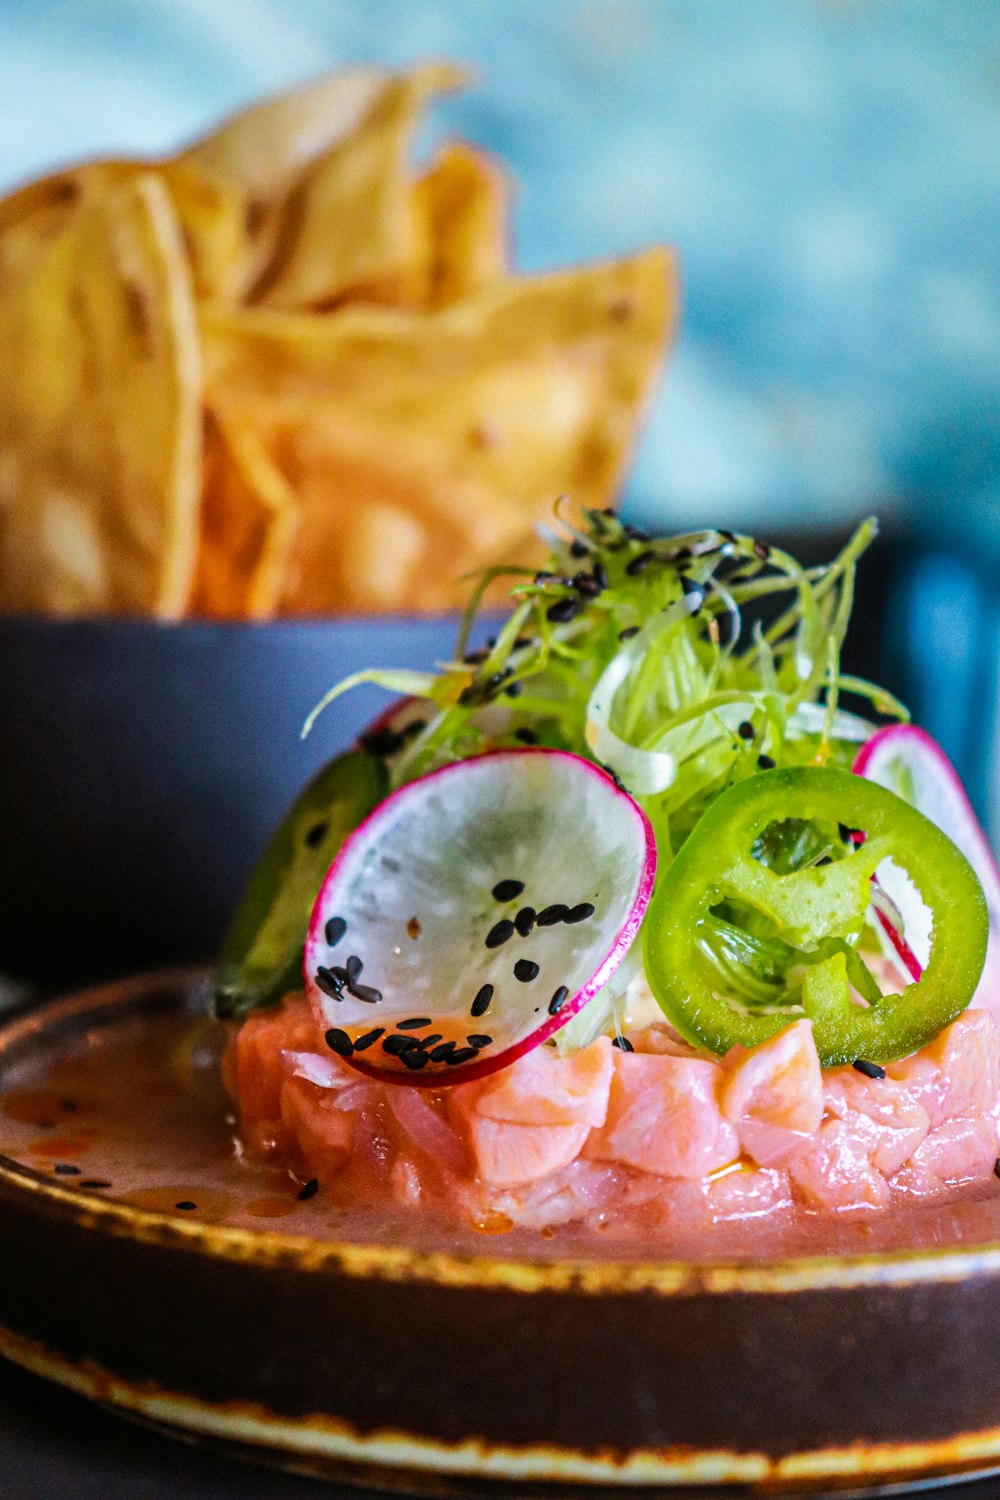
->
[0,0,997,832]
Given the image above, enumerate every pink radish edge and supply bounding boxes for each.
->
[304,747,658,1088]
[853,723,1000,984]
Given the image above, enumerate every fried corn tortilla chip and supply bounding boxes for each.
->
[200,248,676,613]
[254,62,466,309]
[413,143,510,308]
[0,173,201,614]
[189,409,297,619]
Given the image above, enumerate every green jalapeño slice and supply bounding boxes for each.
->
[644,766,988,1067]
[213,749,387,1018]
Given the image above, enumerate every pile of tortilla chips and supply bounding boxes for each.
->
[0,63,677,617]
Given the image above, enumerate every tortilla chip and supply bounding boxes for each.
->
[412,143,510,308]
[189,408,297,619]
[254,62,465,309]
[178,69,395,201]
[200,248,676,613]
[0,173,201,615]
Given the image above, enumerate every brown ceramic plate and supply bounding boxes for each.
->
[2,970,1000,1497]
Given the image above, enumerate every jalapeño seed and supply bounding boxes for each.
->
[325,1028,353,1057]
[514,959,540,983]
[565,903,596,923]
[537,903,570,926]
[471,983,494,1017]
[353,1028,384,1051]
[486,919,515,948]
[514,906,536,937]
[492,879,525,902]
[397,1017,432,1030]
[324,916,347,947]
[548,986,569,1015]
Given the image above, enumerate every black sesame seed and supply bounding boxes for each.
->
[534,570,557,584]
[514,906,536,937]
[624,524,651,542]
[458,684,482,707]
[537,903,570,926]
[548,986,569,1015]
[719,529,738,544]
[324,915,347,947]
[574,571,601,597]
[383,1034,419,1056]
[467,1034,493,1049]
[612,1036,635,1052]
[348,982,382,1004]
[353,1028,384,1052]
[345,954,363,981]
[601,507,619,518]
[852,1059,887,1080]
[625,549,657,576]
[565,902,596,924]
[753,539,771,561]
[79,1179,111,1190]
[325,1028,354,1058]
[360,726,405,756]
[514,728,538,745]
[397,1016,432,1030]
[471,983,494,1017]
[315,966,343,1001]
[304,821,329,849]
[546,596,581,624]
[505,682,522,698]
[738,720,755,741]
[680,576,706,610]
[430,1040,458,1063]
[757,754,776,771]
[570,538,589,558]
[402,1049,430,1070]
[514,959,540,983]
[593,562,609,591]
[446,1047,479,1066]
[486,919,516,948]
[175,1200,197,1211]
[492,879,525,902]
[53,1163,80,1176]
[619,625,639,642]
[462,645,490,665]
[297,1179,319,1201]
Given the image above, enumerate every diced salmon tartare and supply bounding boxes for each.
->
[228,977,1000,1235]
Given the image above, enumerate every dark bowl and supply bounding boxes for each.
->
[0,615,470,987]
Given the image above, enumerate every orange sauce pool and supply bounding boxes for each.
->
[3,1009,1000,1263]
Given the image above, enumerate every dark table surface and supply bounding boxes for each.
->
[3,1358,1000,1500]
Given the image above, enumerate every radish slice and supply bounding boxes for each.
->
[304,749,656,1085]
[854,725,1000,999]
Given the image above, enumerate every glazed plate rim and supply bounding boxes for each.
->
[3,965,1000,1300]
